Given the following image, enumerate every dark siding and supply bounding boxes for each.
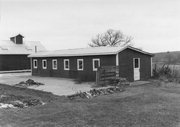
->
[16,35,23,44]
[0,55,30,71]
[118,48,151,81]
[32,55,116,81]
[31,50,152,82]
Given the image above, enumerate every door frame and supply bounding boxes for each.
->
[133,58,140,81]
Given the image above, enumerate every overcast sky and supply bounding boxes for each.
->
[0,0,179,53]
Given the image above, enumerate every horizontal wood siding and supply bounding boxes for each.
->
[32,55,116,81]
[0,55,30,71]
[118,48,151,81]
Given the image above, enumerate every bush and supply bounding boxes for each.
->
[153,64,179,82]
[153,64,172,79]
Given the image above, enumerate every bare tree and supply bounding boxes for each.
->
[89,29,133,47]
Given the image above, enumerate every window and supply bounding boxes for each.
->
[52,59,57,70]
[77,59,83,71]
[64,59,69,70]
[33,59,38,69]
[93,58,100,71]
[134,58,140,68]
[42,59,47,69]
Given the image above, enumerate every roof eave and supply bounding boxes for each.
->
[115,46,154,56]
[28,52,117,58]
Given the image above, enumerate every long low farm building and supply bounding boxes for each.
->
[28,46,154,81]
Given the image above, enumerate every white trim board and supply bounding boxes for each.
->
[42,59,47,69]
[64,59,69,70]
[52,59,57,70]
[77,59,84,71]
[92,58,100,71]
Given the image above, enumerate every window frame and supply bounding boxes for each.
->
[52,59,57,70]
[77,59,84,71]
[33,59,38,69]
[92,58,100,71]
[64,59,70,70]
[42,59,47,69]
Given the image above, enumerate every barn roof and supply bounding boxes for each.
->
[0,40,46,55]
[28,46,153,58]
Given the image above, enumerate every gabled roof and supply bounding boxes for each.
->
[0,40,46,55]
[28,46,153,58]
[11,34,24,38]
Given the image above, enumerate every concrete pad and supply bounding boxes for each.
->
[0,69,31,74]
[0,72,95,96]
[130,81,150,86]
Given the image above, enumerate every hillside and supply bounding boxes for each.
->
[153,51,180,64]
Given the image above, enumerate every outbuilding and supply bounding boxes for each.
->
[0,34,46,71]
[28,46,153,81]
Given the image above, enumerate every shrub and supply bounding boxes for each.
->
[153,64,172,79]
[153,64,180,83]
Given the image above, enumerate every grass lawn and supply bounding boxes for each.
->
[1,82,180,127]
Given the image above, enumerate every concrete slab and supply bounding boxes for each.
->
[130,81,150,86]
[0,69,31,74]
[0,72,95,96]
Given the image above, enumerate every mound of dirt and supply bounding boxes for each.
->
[14,79,44,88]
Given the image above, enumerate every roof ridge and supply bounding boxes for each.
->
[53,46,121,52]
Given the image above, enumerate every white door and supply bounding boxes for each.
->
[133,58,140,81]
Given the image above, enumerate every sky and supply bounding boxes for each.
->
[0,0,179,53]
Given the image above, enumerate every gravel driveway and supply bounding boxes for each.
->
[0,72,94,96]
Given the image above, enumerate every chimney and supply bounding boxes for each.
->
[35,46,37,53]
[10,34,24,44]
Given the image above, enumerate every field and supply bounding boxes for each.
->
[1,81,180,127]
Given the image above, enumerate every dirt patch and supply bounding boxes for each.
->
[0,83,60,109]
[0,94,45,108]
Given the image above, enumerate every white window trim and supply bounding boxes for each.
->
[77,59,84,71]
[64,59,69,70]
[33,59,38,69]
[42,59,47,69]
[52,59,57,70]
[93,58,100,71]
